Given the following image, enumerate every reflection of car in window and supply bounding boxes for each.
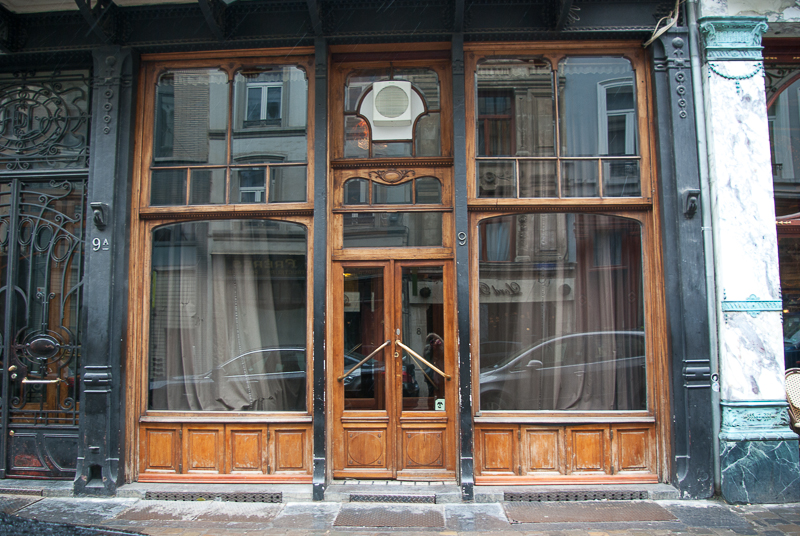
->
[784,313,800,369]
[479,331,645,412]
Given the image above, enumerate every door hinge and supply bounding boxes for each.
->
[517,429,521,440]
[518,465,522,475]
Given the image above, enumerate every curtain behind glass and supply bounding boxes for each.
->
[149,220,307,412]
[478,213,644,411]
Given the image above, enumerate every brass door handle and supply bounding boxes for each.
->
[395,340,451,380]
[338,340,391,381]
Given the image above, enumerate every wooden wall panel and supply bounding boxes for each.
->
[140,425,180,474]
[613,424,655,474]
[271,425,310,474]
[227,426,267,473]
[476,427,517,476]
[566,425,609,474]
[522,427,563,474]
[183,425,223,474]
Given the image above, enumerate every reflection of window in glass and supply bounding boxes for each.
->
[246,83,282,126]
[155,83,174,159]
[477,91,513,156]
[238,168,267,202]
[598,80,636,156]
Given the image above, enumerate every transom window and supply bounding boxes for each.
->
[475,56,641,199]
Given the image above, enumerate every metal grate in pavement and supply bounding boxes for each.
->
[504,501,677,523]
[334,505,444,527]
[0,496,41,514]
[505,490,649,502]
[349,493,436,503]
[144,491,281,503]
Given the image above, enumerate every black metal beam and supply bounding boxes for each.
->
[0,5,22,53]
[554,0,575,30]
[307,0,322,36]
[454,0,465,33]
[74,0,115,43]
[198,0,226,40]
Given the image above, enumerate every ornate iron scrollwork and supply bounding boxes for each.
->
[0,71,90,171]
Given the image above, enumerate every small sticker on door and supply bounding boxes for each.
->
[435,399,445,411]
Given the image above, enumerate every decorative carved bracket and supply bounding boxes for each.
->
[74,0,116,43]
[698,16,767,62]
[368,169,415,184]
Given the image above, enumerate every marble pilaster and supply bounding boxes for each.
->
[699,15,795,503]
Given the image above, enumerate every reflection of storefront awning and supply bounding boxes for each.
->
[777,212,800,235]
[478,277,575,303]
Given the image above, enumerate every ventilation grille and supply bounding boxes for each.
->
[144,491,282,503]
[504,490,648,502]
[0,488,43,496]
[349,493,436,504]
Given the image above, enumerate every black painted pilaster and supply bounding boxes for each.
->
[312,36,328,502]
[452,33,474,502]
[651,29,714,499]
[74,46,137,496]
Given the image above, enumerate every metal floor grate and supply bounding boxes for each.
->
[144,491,282,503]
[349,493,436,503]
[335,505,444,527]
[505,490,648,502]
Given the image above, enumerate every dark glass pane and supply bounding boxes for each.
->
[148,220,308,412]
[343,213,443,247]
[344,116,370,158]
[151,169,187,206]
[477,160,515,198]
[476,59,554,157]
[415,177,442,204]
[152,69,228,166]
[478,213,645,411]
[562,160,599,197]
[373,141,412,158]
[373,182,412,204]
[189,168,226,204]
[415,113,441,157]
[343,268,386,410]
[344,178,369,205]
[519,160,557,197]
[269,165,307,203]
[401,266,445,411]
[232,67,307,165]
[231,167,266,203]
[603,160,640,197]
[768,80,800,217]
[558,57,637,158]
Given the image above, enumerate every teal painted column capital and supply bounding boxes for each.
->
[698,16,768,62]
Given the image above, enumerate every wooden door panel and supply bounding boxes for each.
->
[183,425,223,474]
[401,428,445,469]
[345,428,389,469]
[567,425,610,474]
[476,427,517,476]
[613,424,655,474]
[522,427,564,474]
[140,425,180,474]
[226,426,267,473]
[271,425,311,474]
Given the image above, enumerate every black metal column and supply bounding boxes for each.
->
[452,33,474,502]
[312,36,328,502]
[651,30,714,499]
[75,46,137,496]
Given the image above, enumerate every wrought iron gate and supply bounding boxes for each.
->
[0,178,86,478]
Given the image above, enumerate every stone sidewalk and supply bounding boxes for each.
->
[1,494,800,535]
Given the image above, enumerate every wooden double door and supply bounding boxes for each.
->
[331,260,456,480]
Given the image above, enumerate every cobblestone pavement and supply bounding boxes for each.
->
[1,495,800,535]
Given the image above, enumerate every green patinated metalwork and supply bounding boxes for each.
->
[719,400,795,442]
[721,294,781,318]
[698,16,768,62]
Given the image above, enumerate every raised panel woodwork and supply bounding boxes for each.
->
[140,425,180,474]
[226,426,266,473]
[567,425,609,474]
[271,425,311,474]
[613,424,655,474]
[522,427,563,474]
[345,429,388,468]
[402,429,444,469]
[476,427,517,476]
[183,425,223,473]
